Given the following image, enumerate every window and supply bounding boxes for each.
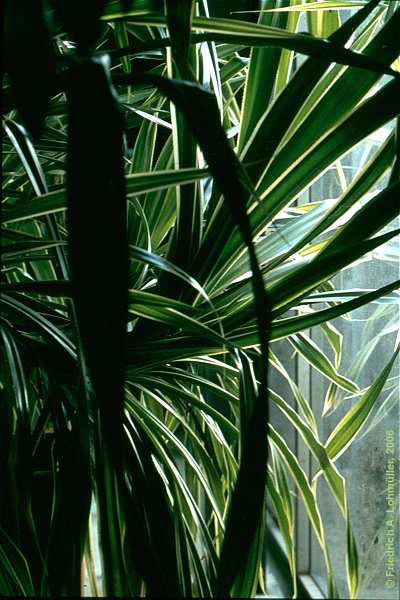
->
[267,122,399,599]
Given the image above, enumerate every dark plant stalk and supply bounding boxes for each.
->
[66,54,128,595]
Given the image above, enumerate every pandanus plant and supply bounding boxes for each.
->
[1,0,399,597]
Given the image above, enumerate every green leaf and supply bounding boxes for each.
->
[263,1,367,11]
[0,294,76,358]
[2,167,208,224]
[165,0,194,77]
[270,280,400,339]
[270,228,400,315]
[265,130,396,272]
[323,345,400,463]
[318,181,400,260]
[3,119,68,279]
[237,0,290,153]
[105,12,400,78]
[239,0,382,170]
[289,332,358,393]
[256,81,400,219]
[268,426,339,598]
[0,528,34,597]
[266,465,297,597]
